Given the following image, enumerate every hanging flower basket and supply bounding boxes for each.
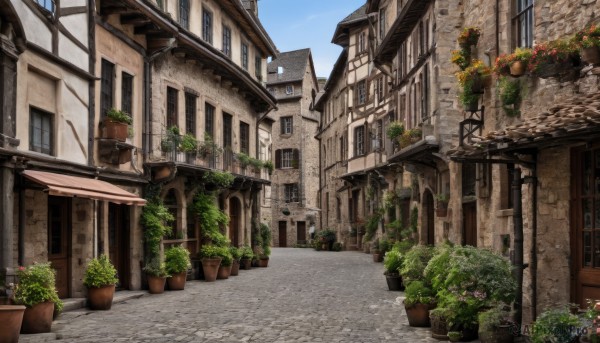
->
[509,60,527,77]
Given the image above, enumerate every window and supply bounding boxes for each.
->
[222,25,231,57]
[185,92,196,135]
[356,80,367,105]
[504,164,515,209]
[513,0,533,48]
[255,55,262,81]
[373,120,383,151]
[268,87,276,95]
[379,8,387,40]
[34,0,54,14]
[281,116,293,134]
[285,85,294,95]
[462,163,477,197]
[339,135,346,161]
[241,43,249,70]
[179,0,190,30]
[202,8,213,44]
[422,65,430,119]
[223,113,232,148]
[100,59,114,117]
[275,149,299,169]
[284,184,299,203]
[166,87,178,129]
[121,72,133,117]
[30,107,53,155]
[205,103,215,138]
[358,31,366,54]
[240,121,249,154]
[375,77,385,104]
[354,125,365,156]
[336,197,341,222]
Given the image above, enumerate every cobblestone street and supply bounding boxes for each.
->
[21,248,452,342]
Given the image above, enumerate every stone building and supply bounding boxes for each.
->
[1,0,277,300]
[267,49,321,247]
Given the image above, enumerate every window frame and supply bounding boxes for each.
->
[241,42,249,70]
[354,125,365,157]
[166,87,178,129]
[379,7,387,40]
[356,80,367,106]
[222,25,232,57]
[100,59,114,118]
[179,0,190,30]
[185,92,197,135]
[255,54,262,81]
[34,0,55,14]
[280,116,293,135]
[202,8,213,44]
[30,107,53,155]
[512,0,534,48]
[285,85,294,95]
[121,72,133,118]
[239,121,250,154]
[284,183,299,203]
[204,102,215,138]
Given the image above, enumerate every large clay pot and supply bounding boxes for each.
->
[147,275,166,294]
[0,305,25,343]
[258,257,269,267]
[385,274,404,291]
[430,314,449,340]
[230,260,240,276]
[240,258,252,270]
[479,324,514,343]
[87,284,115,310]
[167,272,187,291]
[509,60,526,76]
[372,251,383,263]
[102,119,128,142]
[405,302,434,327]
[201,258,222,282]
[21,301,54,334]
[217,264,232,280]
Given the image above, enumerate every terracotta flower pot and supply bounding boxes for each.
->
[87,284,115,310]
[146,275,166,294]
[21,301,54,334]
[103,119,128,142]
[372,252,383,263]
[217,264,232,279]
[405,302,434,327]
[240,258,252,270]
[258,257,269,267]
[479,324,514,343]
[509,60,526,76]
[436,207,448,217]
[201,258,222,282]
[385,274,404,291]
[230,260,240,276]
[0,305,26,343]
[167,272,187,291]
[430,314,449,340]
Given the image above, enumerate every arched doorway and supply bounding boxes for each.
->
[423,190,435,245]
[229,197,241,247]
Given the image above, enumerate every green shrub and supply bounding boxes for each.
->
[192,193,229,247]
[164,246,191,274]
[531,307,582,343]
[83,255,118,288]
[260,223,272,257]
[214,246,233,266]
[229,246,242,261]
[143,256,169,277]
[141,201,174,256]
[332,242,343,251]
[106,108,132,125]
[180,133,198,152]
[240,246,254,259]
[404,280,435,307]
[199,245,222,259]
[203,170,234,189]
[383,248,403,275]
[14,263,63,313]
[400,245,434,286]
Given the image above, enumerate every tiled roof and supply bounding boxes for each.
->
[339,3,368,24]
[267,48,311,85]
[450,92,600,157]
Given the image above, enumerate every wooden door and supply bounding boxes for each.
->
[297,221,306,244]
[278,221,287,247]
[572,147,600,306]
[48,196,70,298]
[108,204,130,290]
[228,198,241,247]
[424,190,435,245]
[463,202,477,247]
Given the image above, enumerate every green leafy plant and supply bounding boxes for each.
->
[106,108,132,125]
[317,228,336,243]
[191,192,229,247]
[447,331,462,341]
[574,25,600,49]
[141,201,174,256]
[236,152,251,168]
[198,134,223,157]
[143,256,169,277]
[530,307,582,343]
[386,121,405,141]
[364,208,384,242]
[199,245,222,259]
[383,247,403,276]
[229,246,242,261]
[498,76,522,117]
[434,193,449,204]
[240,245,254,259]
[263,160,274,174]
[452,49,471,71]
[203,170,234,189]
[478,305,513,333]
[379,238,392,254]
[83,255,118,288]
[249,157,263,169]
[180,133,198,153]
[161,126,181,152]
[214,246,233,266]
[457,27,481,48]
[404,280,435,307]
[400,245,434,287]
[14,263,63,313]
[164,246,191,275]
[260,223,272,258]
[456,59,491,108]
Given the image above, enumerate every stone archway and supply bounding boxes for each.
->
[229,197,242,247]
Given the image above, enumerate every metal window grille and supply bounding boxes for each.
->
[185,93,196,135]
[121,72,133,117]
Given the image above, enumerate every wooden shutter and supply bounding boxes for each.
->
[275,149,282,169]
[292,149,300,169]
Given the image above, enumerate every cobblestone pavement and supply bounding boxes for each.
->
[20,248,468,343]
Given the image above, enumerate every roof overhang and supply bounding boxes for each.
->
[374,0,433,65]
[388,139,440,168]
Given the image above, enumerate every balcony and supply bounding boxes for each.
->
[151,133,271,182]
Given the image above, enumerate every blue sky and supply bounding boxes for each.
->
[258,0,366,79]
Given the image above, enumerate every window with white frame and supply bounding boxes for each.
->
[354,125,365,156]
[281,116,293,134]
[284,184,299,203]
[281,149,293,168]
[357,80,367,105]
[285,85,294,95]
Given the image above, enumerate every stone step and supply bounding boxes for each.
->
[62,290,146,312]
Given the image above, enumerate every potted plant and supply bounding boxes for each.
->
[457,59,491,97]
[83,255,119,310]
[180,133,198,162]
[13,263,63,334]
[199,245,222,282]
[498,76,522,117]
[452,49,472,71]
[478,305,514,343]
[400,245,434,287]
[528,39,580,78]
[430,307,452,340]
[103,108,132,142]
[160,126,181,154]
[263,160,274,175]
[383,247,404,291]
[404,280,436,327]
[216,246,233,280]
[448,331,462,342]
[249,157,263,173]
[371,239,383,262]
[574,25,600,65]
[240,245,254,270]
[143,257,169,294]
[509,47,532,76]
[229,246,242,276]
[258,223,272,267]
[164,246,191,290]
[457,27,481,48]
[434,193,449,217]
[198,134,223,157]
[386,121,405,148]
[530,307,581,343]
[236,152,251,170]
[0,302,26,343]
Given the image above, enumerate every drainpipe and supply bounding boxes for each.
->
[18,173,25,266]
[88,0,96,166]
[316,131,322,230]
[513,167,524,328]
[530,157,538,320]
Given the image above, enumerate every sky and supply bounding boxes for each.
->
[258,0,366,79]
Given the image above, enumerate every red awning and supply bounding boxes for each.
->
[22,170,146,206]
